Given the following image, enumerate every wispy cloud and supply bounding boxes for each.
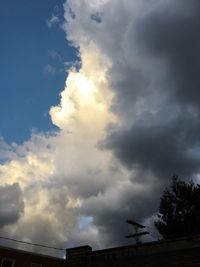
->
[46,5,61,28]
[46,15,59,28]
[43,64,56,75]
[48,50,62,62]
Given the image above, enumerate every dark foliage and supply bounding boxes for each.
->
[155,175,200,239]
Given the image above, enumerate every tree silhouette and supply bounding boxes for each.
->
[155,175,200,239]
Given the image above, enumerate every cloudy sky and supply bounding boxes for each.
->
[1,0,200,257]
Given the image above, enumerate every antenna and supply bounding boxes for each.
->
[125,219,150,244]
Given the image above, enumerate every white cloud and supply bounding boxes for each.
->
[0,29,132,255]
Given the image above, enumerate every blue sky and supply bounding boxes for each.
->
[0,0,77,144]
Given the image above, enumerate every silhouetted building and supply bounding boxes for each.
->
[66,235,200,266]
[1,235,200,266]
[0,245,65,267]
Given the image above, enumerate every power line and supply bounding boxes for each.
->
[0,236,65,251]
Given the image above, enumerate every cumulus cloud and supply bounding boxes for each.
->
[0,38,123,254]
[1,0,200,257]
[100,0,200,181]
[62,0,200,245]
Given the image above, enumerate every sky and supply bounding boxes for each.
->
[1,0,200,258]
[0,0,76,143]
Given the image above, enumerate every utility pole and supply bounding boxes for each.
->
[125,219,150,244]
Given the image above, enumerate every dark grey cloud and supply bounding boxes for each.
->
[104,0,200,181]
[82,179,160,247]
[136,0,200,108]
[95,0,200,244]
[61,0,200,247]
[105,113,200,179]
[0,183,24,228]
